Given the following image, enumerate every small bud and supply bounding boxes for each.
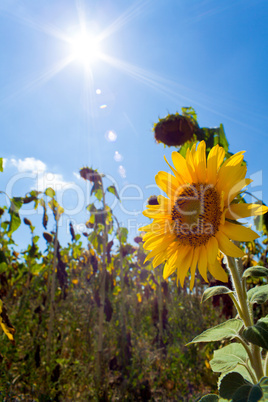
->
[23,218,32,226]
[148,196,159,205]
[134,236,143,244]
[43,232,53,243]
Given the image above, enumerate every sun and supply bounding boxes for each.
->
[69,30,101,66]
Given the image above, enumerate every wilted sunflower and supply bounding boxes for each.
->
[140,141,268,290]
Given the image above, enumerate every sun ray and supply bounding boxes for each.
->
[97,0,153,42]
[100,53,268,138]
[2,1,267,140]
[0,56,73,106]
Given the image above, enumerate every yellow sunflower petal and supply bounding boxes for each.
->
[171,151,192,183]
[155,171,180,197]
[207,144,225,185]
[142,208,170,219]
[164,155,185,186]
[218,165,247,201]
[178,247,194,287]
[220,221,259,242]
[206,236,219,265]
[189,247,200,290]
[220,151,245,169]
[140,220,166,233]
[144,232,175,250]
[226,203,268,219]
[197,245,208,282]
[215,231,244,258]
[194,141,206,183]
[158,195,173,213]
[208,260,228,282]
[163,247,183,279]
[218,178,252,206]
[186,147,198,182]
[152,251,167,268]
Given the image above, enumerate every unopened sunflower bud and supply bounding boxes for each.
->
[154,113,197,146]
[134,236,143,244]
[43,232,53,243]
[23,218,32,226]
[148,195,159,205]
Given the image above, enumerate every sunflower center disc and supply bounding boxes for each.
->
[171,183,221,247]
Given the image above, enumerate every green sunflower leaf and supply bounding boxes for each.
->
[218,124,229,152]
[210,343,247,374]
[198,395,219,401]
[230,383,263,402]
[218,365,253,384]
[118,227,128,244]
[44,187,55,198]
[246,384,263,401]
[243,316,268,350]
[243,266,268,279]
[247,285,268,304]
[8,198,22,235]
[107,185,120,201]
[187,319,243,345]
[201,286,233,303]
[259,377,268,401]
[0,157,3,172]
[219,372,251,400]
[94,188,103,201]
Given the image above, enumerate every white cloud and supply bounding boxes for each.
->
[5,157,77,196]
[73,172,82,180]
[35,172,75,192]
[10,157,46,173]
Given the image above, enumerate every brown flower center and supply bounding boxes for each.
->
[171,183,221,247]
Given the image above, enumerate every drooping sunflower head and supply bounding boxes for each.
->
[140,141,268,290]
[153,113,197,146]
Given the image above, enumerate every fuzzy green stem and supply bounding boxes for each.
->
[227,256,264,380]
[265,351,268,376]
[229,293,243,319]
[235,335,258,384]
[227,256,252,327]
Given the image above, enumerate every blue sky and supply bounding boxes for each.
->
[0,0,267,248]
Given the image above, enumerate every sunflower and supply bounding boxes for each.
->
[140,141,268,290]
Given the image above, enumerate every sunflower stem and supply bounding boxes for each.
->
[235,335,258,384]
[265,351,268,376]
[227,256,264,381]
[226,256,252,326]
[229,293,243,319]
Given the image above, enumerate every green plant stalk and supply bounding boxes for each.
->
[96,178,107,392]
[114,216,128,372]
[227,256,252,326]
[265,351,268,377]
[118,225,128,373]
[47,213,59,368]
[235,335,258,384]
[227,256,264,380]
[158,265,164,348]
[229,293,244,319]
